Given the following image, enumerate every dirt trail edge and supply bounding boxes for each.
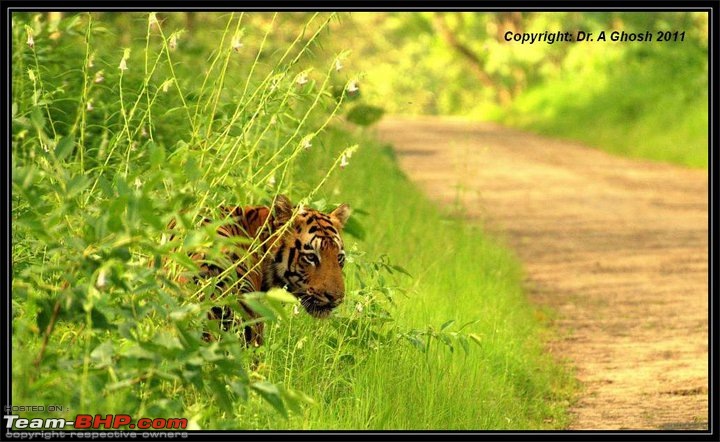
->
[375,115,708,430]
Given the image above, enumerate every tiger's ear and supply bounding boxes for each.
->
[330,203,351,228]
[272,194,294,225]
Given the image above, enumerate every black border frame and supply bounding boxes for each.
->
[1,1,716,440]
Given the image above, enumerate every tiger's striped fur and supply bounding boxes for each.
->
[170,195,351,346]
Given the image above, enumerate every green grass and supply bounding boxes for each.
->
[499,43,708,168]
[11,12,574,431]
[217,129,575,429]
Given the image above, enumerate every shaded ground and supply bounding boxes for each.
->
[375,115,709,430]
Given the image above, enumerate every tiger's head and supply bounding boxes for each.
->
[267,195,351,318]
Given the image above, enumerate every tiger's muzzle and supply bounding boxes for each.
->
[299,290,344,318]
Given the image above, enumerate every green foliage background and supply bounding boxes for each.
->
[335,12,708,167]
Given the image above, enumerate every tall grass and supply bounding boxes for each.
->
[11,12,572,430]
[263,129,574,429]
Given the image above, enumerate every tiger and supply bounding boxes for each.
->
[167,194,351,346]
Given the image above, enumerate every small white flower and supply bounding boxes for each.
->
[270,115,277,125]
[347,80,359,94]
[141,126,148,138]
[267,175,276,187]
[340,154,350,169]
[86,100,94,111]
[134,177,142,189]
[162,79,172,93]
[119,48,130,72]
[96,269,107,288]
[94,70,105,84]
[296,73,309,86]
[302,137,312,150]
[26,28,34,49]
[231,37,243,52]
[168,34,178,50]
[334,59,343,72]
[87,53,95,68]
[293,304,300,315]
[355,302,363,313]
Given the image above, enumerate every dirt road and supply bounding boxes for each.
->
[375,115,709,430]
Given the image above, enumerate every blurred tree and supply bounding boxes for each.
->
[432,13,513,105]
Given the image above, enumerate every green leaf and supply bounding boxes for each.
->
[281,386,316,415]
[229,381,248,402]
[110,246,131,262]
[114,175,131,197]
[469,333,483,347]
[15,165,36,190]
[209,377,234,413]
[251,381,287,418]
[184,155,200,181]
[457,319,481,331]
[123,344,159,361]
[66,174,91,198]
[266,287,298,304]
[390,264,413,278]
[148,141,165,168]
[183,230,209,249]
[458,335,470,355]
[154,331,184,350]
[405,334,426,353]
[90,308,114,330]
[440,320,455,331]
[438,333,454,351]
[55,136,75,161]
[107,198,126,232]
[90,341,114,368]
[97,176,113,197]
[240,298,277,323]
[30,107,45,129]
[343,216,366,240]
[138,195,164,230]
[170,252,200,272]
[345,104,385,127]
[351,207,370,216]
[311,199,327,211]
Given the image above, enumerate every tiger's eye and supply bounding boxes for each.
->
[304,254,319,266]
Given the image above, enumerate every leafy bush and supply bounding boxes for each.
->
[11,11,492,427]
[11,11,365,420]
